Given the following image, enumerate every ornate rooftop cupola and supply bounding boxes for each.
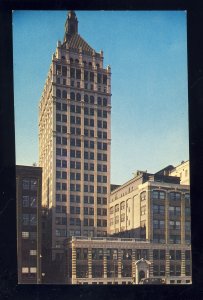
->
[64,11,78,41]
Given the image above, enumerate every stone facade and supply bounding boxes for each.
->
[39,11,111,262]
[65,236,191,285]
[169,160,190,185]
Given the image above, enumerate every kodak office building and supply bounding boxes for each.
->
[37,11,191,284]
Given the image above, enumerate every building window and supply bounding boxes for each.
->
[22,232,29,239]
[22,179,29,190]
[56,229,67,237]
[22,214,29,225]
[185,207,190,217]
[103,97,107,106]
[30,214,37,225]
[169,192,181,201]
[76,93,81,101]
[56,89,61,98]
[169,206,181,216]
[152,190,165,200]
[30,250,37,256]
[30,179,37,190]
[22,267,29,274]
[22,196,29,207]
[62,90,67,99]
[153,204,165,215]
[70,92,75,100]
[30,197,37,207]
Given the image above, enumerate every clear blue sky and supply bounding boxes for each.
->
[13,10,189,184]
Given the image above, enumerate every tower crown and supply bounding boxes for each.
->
[65,10,78,37]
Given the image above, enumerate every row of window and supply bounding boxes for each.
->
[153,220,185,231]
[73,244,190,264]
[56,90,108,106]
[140,191,190,202]
[22,267,37,274]
[153,233,191,244]
[56,127,107,141]
[75,264,191,279]
[151,191,190,202]
[56,194,107,205]
[57,60,100,68]
[70,80,95,91]
[69,207,107,216]
[69,105,108,118]
[22,231,37,239]
[70,68,107,85]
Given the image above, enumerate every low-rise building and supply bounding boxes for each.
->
[65,236,191,285]
[16,165,42,284]
[109,171,190,245]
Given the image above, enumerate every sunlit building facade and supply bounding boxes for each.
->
[65,236,191,285]
[39,11,111,260]
[169,160,190,185]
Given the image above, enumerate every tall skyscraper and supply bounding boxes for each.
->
[39,11,111,256]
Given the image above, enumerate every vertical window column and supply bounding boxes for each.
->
[88,248,92,279]
[81,62,84,89]
[66,56,70,86]
[165,249,170,279]
[66,100,71,228]
[94,107,98,235]
[165,192,169,244]
[181,250,186,276]
[149,248,154,277]
[132,249,136,282]
[94,69,97,91]
[118,249,122,278]
[72,246,77,282]
[181,197,185,244]
[107,66,111,95]
[103,248,107,279]
[80,101,84,235]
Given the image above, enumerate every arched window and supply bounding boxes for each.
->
[97,97,102,106]
[70,58,73,63]
[56,89,61,98]
[90,96,94,104]
[103,98,107,106]
[62,90,67,99]
[84,95,89,103]
[70,92,75,100]
[96,63,100,68]
[75,59,79,64]
[62,56,65,60]
[89,62,92,67]
[76,93,81,101]
[83,61,87,65]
